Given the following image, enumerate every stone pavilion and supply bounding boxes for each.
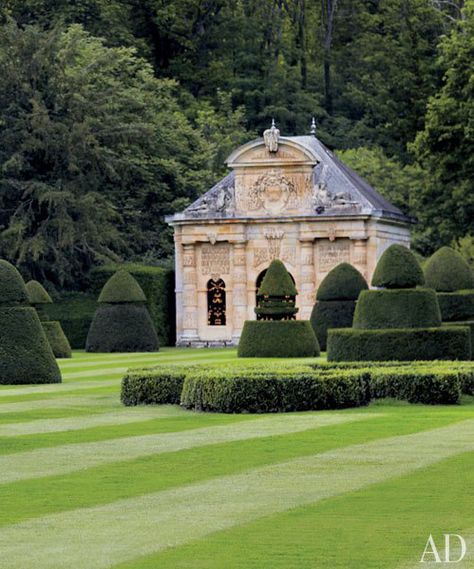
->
[167,122,413,346]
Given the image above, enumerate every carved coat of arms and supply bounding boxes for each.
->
[247,171,297,214]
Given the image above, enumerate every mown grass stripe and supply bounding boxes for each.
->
[0,407,189,436]
[0,379,120,398]
[0,395,119,415]
[58,351,237,369]
[0,413,375,485]
[1,418,473,569]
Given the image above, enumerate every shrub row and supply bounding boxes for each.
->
[44,292,97,349]
[437,291,474,322]
[121,360,474,411]
[327,327,471,362]
[121,367,188,405]
[180,368,369,413]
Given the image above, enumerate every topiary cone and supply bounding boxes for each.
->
[316,263,368,301]
[424,246,474,292]
[255,259,298,321]
[372,244,424,289]
[0,261,61,384]
[86,270,159,352]
[26,280,72,359]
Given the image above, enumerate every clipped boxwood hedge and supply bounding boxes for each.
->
[327,327,471,362]
[180,368,369,413]
[310,300,356,351]
[353,289,441,329]
[437,291,474,322]
[42,321,72,359]
[368,368,460,404]
[121,360,474,412]
[86,304,159,353]
[122,367,188,405]
[90,264,175,346]
[443,321,474,359]
[238,320,320,358]
[44,292,97,349]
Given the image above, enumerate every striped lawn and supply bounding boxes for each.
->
[0,349,472,569]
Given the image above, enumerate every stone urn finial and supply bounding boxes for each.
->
[263,119,280,153]
[310,117,316,135]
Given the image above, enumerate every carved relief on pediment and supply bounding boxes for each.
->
[236,170,313,215]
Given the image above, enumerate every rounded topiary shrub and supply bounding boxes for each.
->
[0,261,61,384]
[310,263,368,350]
[353,289,442,329]
[238,320,320,358]
[316,263,368,301]
[424,246,474,292]
[26,280,72,358]
[310,300,356,351]
[86,270,159,352]
[372,244,424,289]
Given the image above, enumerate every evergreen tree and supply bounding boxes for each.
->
[412,1,474,254]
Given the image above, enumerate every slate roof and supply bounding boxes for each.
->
[291,136,410,222]
[171,134,414,224]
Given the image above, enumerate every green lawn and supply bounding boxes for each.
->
[0,348,473,568]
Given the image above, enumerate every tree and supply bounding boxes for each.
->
[337,147,426,218]
[411,0,474,254]
[0,21,213,285]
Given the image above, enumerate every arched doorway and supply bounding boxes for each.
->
[255,267,296,314]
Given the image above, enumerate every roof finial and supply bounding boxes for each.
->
[263,118,280,153]
[310,117,316,136]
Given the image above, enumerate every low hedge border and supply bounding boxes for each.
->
[443,321,474,359]
[180,368,370,413]
[327,327,471,362]
[121,360,474,411]
[121,366,189,405]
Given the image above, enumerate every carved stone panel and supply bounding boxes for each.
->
[318,240,351,273]
[200,244,230,275]
[281,246,297,266]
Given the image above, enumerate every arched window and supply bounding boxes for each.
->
[207,278,226,326]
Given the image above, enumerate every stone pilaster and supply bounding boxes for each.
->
[232,241,247,343]
[299,240,315,320]
[351,238,368,282]
[180,243,199,344]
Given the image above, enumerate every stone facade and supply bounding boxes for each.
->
[167,129,412,346]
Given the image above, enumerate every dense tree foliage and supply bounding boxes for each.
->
[0,0,472,283]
